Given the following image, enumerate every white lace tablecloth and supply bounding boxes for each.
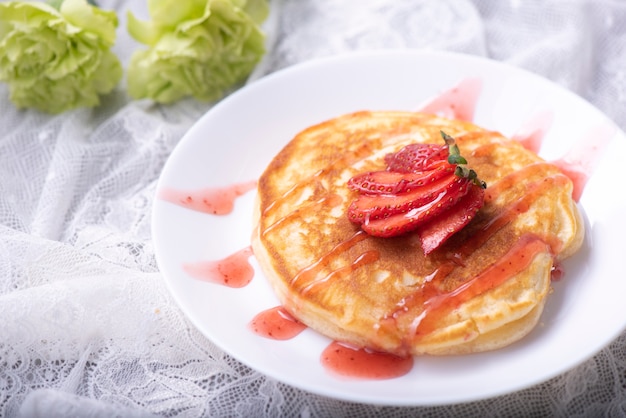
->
[2,0,626,416]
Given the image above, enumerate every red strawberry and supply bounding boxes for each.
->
[347,174,469,224]
[358,176,474,237]
[347,162,455,195]
[416,183,485,254]
[346,131,487,254]
[384,143,448,173]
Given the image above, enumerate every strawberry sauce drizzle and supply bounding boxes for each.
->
[551,263,565,281]
[249,306,307,340]
[473,174,569,253]
[321,341,414,380]
[417,77,482,122]
[301,250,380,295]
[483,162,559,204]
[183,246,254,288]
[380,169,569,341]
[413,235,550,337]
[159,181,257,215]
[263,144,373,216]
[512,111,554,153]
[290,230,370,290]
[549,123,616,202]
[263,193,343,236]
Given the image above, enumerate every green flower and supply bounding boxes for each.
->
[127,0,269,104]
[0,0,122,114]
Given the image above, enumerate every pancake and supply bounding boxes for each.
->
[251,111,584,356]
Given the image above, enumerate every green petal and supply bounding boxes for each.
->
[127,11,161,46]
[229,0,268,22]
[91,50,123,93]
[147,0,206,26]
[60,0,118,45]
[126,0,268,104]
[0,0,121,113]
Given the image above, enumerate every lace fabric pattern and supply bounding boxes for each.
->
[1,0,626,416]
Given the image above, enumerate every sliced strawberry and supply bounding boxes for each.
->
[416,184,485,254]
[359,177,473,237]
[348,171,419,195]
[384,143,448,173]
[348,173,470,224]
[347,163,455,195]
[346,131,486,254]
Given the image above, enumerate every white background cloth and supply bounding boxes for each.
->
[2,0,626,416]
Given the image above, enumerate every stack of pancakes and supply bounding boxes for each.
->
[251,111,584,356]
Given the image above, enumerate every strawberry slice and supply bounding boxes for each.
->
[359,177,474,237]
[346,131,486,254]
[347,162,455,195]
[385,143,448,173]
[348,174,469,224]
[416,184,485,254]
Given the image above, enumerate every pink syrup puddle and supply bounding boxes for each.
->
[417,77,483,122]
[551,263,565,282]
[320,341,414,380]
[159,180,257,215]
[512,110,554,154]
[183,246,254,288]
[249,306,307,340]
[550,123,616,202]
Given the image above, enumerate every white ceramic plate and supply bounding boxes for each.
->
[152,50,626,406]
